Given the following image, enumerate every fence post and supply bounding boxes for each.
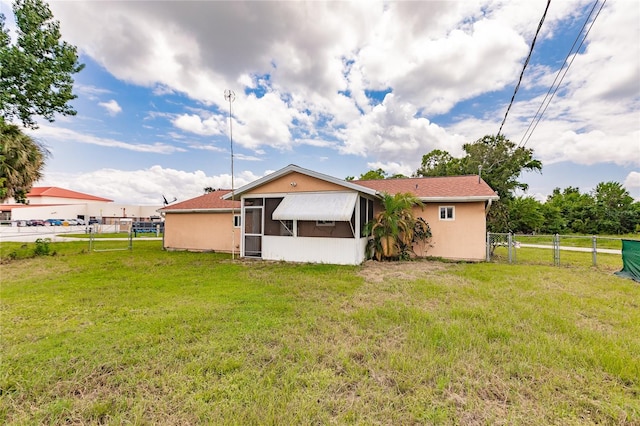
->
[486,232,491,261]
[508,232,513,264]
[592,235,597,266]
[553,234,560,266]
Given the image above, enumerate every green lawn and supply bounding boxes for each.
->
[1,241,638,424]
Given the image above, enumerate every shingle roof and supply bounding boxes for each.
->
[353,175,499,200]
[27,187,113,202]
[159,189,240,212]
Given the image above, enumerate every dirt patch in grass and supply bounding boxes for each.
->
[357,260,450,283]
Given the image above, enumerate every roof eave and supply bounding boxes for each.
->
[418,195,500,202]
[160,208,236,214]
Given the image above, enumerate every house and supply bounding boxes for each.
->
[160,165,499,264]
[160,189,241,253]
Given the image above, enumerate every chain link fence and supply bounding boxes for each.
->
[487,233,625,268]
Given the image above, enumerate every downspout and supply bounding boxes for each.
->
[485,199,493,216]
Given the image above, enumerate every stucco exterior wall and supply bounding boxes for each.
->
[163,212,240,253]
[412,202,487,261]
[246,172,347,195]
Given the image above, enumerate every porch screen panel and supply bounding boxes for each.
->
[244,208,262,234]
[244,235,262,257]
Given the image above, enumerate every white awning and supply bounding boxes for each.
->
[272,192,358,221]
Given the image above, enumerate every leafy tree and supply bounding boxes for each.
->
[364,192,431,261]
[0,119,47,202]
[508,196,544,234]
[346,169,408,181]
[592,182,636,234]
[543,187,596,234]
[0,0,82,201]
[416,135,542,201]
[204,186,215,193]
[414,149,463,178]
[416,135,542,232]
[358,168,387,180]
[1,0,84,129]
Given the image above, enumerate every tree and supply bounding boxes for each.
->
[346,169,408,181]
[415,135,542,232]
[414,149,462,178]
[1,0,84,129]
[415,135,542,201]
[592,182,636,234]
[0,120,47,202]
[508,196,544,234]
[0,0,82,201]
[363,192,431,261]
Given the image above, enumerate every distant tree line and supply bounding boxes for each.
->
[352,134,639,235]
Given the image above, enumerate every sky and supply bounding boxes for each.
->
[1,0,639,205]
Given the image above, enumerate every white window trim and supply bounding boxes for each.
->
[233,214,241,228]
[439,206,455,221]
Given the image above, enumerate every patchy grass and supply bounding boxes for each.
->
[1,241,638,424]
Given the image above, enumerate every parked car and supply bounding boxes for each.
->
[28,219,45,226]
[45,219,62,226]
[63,219,79,226]
[76,218,85,226]
[88,218,100,225]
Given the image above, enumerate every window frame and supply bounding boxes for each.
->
[439,206,455,221]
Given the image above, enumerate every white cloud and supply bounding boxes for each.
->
[29,125,183,154]
[42,0,639,175]
[38,166,263,205]
[173,113,225,136]
[624,171,640,191]
[98,99,122,116]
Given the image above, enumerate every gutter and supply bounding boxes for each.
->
[160,208,236,214]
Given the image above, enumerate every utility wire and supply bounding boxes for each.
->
[497,0,551,137]
[520,0,606,148]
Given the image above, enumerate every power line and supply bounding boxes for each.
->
[497,0,551,137]
[520,0,607,148]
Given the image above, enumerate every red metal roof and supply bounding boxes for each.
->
[159,190,240,211]
[354,175,498,199]
[27,187,113,202]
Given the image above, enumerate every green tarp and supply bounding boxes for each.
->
[615,239,640,282]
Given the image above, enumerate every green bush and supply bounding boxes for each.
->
[33,238,51,256]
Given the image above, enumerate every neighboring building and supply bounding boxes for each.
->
[1,187,162,223]
[160,190,241,253]
[160,165,499,264]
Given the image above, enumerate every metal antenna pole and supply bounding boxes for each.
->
[224,89,236,260]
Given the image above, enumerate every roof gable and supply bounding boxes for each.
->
[160,190,240,212]
[27,187,113,202]
[354,175,499,200]
[223,164,378,199]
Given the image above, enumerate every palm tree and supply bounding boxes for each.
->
[0,119,48,202]
[364,192,430,261]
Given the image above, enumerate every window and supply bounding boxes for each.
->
[439,206,454,220]
[233,214,241,228]
[316,220,335,226]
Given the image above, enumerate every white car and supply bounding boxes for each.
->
[76,218,85,225]
[65,219,79,226]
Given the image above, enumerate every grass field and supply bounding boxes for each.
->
[1,240,638,424]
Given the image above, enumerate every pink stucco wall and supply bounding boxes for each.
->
[163,212,240,253]
[412,202,487,261]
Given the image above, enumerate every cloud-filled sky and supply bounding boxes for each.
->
[2,0,639,205]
